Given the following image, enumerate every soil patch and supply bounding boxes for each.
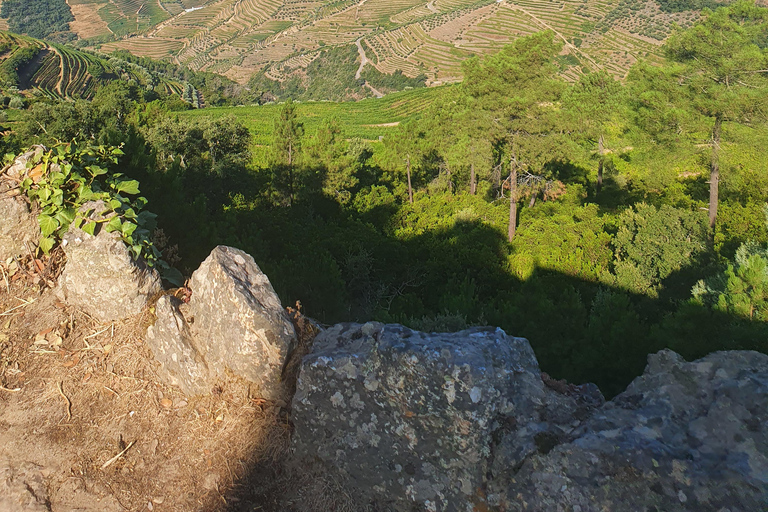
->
[0,259,300,511]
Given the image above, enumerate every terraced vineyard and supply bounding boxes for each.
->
[0,31,200,103]
[81,0,700,87]
[61,0,709,89]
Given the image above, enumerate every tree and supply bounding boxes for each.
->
[307,116,359,203]
[563,71,625,193]
[270,99,304,205]
[613,203,709,294]
[694,241,768,321]
[383,121,428,204]
[460,31,565,241]
[664,1,768,229]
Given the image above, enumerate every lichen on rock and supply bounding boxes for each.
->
[291,322,599,511]
[145,246,297,400]
[57,219,162,323]
[495,349,768,512]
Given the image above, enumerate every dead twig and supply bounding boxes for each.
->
[0,264,8,294]
[104,386,120,398]
[101,440,135,470]
[0,385,21,392]
[57,381,72,421]
[0,297,36,316]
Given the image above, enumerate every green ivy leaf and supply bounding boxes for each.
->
[38,237,55,254]
[115,180,140,195]
[161,267,184,287]
[54,207,76,226]
[87,165,107,177]
[137,210,157,231]
[121,221,137,238]
[38,214,59,237]
[105,216,123,233]
[81,221,97,236]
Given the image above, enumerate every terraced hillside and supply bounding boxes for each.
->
[0,31,202,104]
[71,0,711,87]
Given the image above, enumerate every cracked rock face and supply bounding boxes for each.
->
[0,148,44,262]
[498,349,768,512]
[145,295,210,396]
[291,323,599,511]
[0,196,40,263]
[146,246,297,399]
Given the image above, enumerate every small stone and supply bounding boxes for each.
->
[202,472,219,491]
[678,490,687,503]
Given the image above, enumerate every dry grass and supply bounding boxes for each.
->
[0,260,301,511]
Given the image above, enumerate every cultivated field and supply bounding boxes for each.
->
[5,0,695,88]
[179,85,443,162]
[0,31,198,104]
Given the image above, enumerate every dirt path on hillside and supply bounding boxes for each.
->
[355,38,367,79]
[355,39,384,98]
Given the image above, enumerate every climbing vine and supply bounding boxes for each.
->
[14,142,182,284]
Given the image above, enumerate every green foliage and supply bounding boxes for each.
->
[613,203,709,293]
[0,45,41,87]
[249,45,366,102]
[665,1,768,123]
[1,0,74,41]
[3,15,768,400]
[361,68,426,94]
[17,142,181,284]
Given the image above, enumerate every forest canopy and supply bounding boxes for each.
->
[0,0,74,42]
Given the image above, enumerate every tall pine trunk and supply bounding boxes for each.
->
[470,162,476,195]
[288,140,294,207]
[597,134,604,193]
[709,115,722,230]
[406,155,413,204]
[508,154,517,243]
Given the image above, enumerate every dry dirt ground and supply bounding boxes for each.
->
[0,253,361,512]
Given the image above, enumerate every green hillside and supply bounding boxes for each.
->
[0,31,248,106]
[178,85,443,161]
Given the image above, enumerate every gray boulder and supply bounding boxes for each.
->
[0,148,44,261]
[145,246,297,399]
[58,226,162,323]
[145,295,211,396]
[497,349,768,512]
[187,246,297,399]
[291,323,601,511]
[0,196,39,262]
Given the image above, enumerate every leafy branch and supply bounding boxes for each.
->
[15,142,183,285]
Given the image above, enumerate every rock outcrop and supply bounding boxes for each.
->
[145,295,211,396]
[292,325,768,511]
[0,196,40,263]
[146,246,297,399]
[58,225,162,323]
[497,349,768,512]
[291,323,603,511]
[0,148,43,262]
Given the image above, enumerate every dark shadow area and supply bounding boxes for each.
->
[133,162,768,510]
[205,214,768,511]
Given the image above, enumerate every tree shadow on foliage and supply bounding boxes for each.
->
[213,212,768,511]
